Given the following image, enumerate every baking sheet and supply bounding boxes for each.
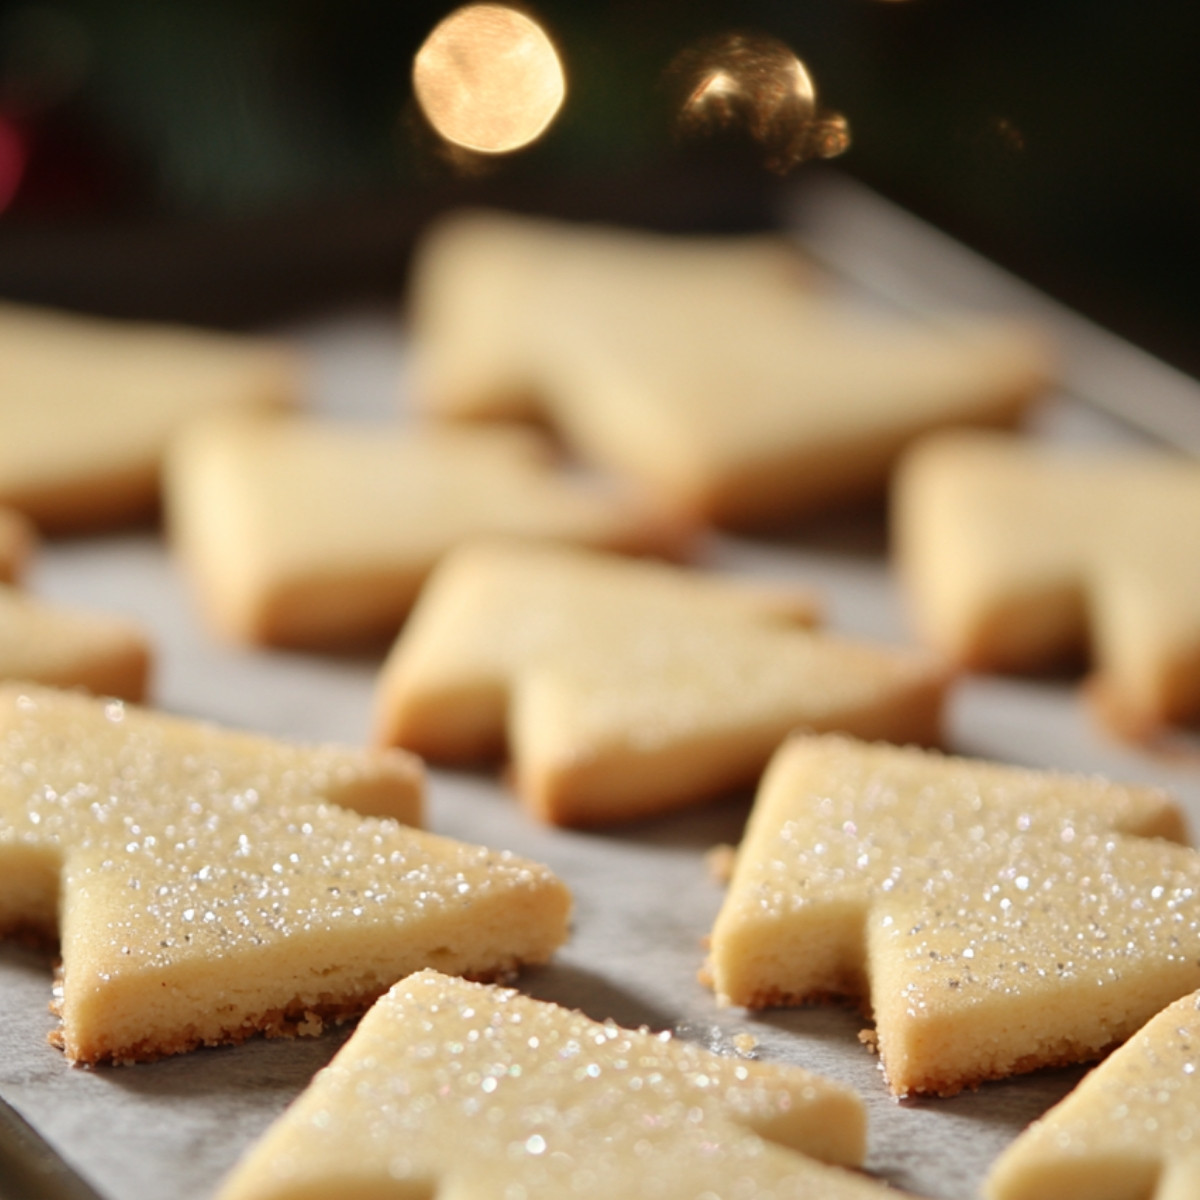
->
[3,172,1200,1200]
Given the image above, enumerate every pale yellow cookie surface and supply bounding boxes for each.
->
[407,207,809,423]
[986,989,1200,1200]
[707,734,1200,1097]
[406,208,1053,526]
[373,540,946,826]
[0,685,570,1065]
[0,507,34,583]
[0,302,299,532]
[894,430,1200,737]
[0,585,151,700]
[167,412,685,648]
[217,969,898,1200]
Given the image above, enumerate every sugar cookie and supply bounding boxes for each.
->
[986,988,1200,1200]
[0,685,570,1065]
[0,585,150,700]
[167,412,685,648]
[894,430,1200,737]
[0,301,299,532]
[168,410,688,649]
[707,734,1199,1096]
[407,208,1053,526]
[373,540,946,826]
[407,207,811,423]
[216,969,898,1200]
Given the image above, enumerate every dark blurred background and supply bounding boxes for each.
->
[0,1,1197,377]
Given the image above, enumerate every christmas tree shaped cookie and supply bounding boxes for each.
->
[373,540,946,826]
[707,734,1200,1096]
[167,412,685,648]
[0,301,298,532]
[894,429,1200,737]
[986,989,1200,1199]
[0,585,151,700]
[0,685,570,1064]
[408,207,810,424]
[217,969,900,1200]
[407,208,1053,527]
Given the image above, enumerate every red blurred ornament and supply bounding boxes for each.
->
[0,114,28,213]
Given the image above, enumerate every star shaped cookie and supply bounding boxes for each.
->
[216,969,899,1200]
[0,685,570,1064]
[706,734,1200,1097]
[166,412,685,648]
[0,301,298,532]
[373,540,947,826]
[893,430,1200,737]
[406,208,1054,527]
[0,585,151,700]
[986,988,1200,1200]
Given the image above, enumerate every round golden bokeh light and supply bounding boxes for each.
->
[669,31,850,172]
[413,4,566,155]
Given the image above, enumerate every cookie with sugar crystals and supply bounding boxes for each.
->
[406,208,1053,527]
[167,412,686,648]
[0,301,299,532]
[0,507,34,583]
[0,585,151,700]
[373,540,946,826]
[707,734,1200,1097]
[986,988,1200,1200]
[893,429,1200,738]
[0,684,570,1065]
[216,969,899,1200]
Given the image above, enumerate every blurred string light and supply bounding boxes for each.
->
[412,4,566,156]
[667,32,849,173]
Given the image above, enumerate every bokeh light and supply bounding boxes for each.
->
[412,4,566,156]
[668,31,849,173]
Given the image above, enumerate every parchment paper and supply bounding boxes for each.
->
[2,173,1199,1200]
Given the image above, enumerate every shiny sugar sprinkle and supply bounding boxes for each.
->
[986,988,1200,1199]
[215,970,888,1200]
[708,735,1200,1096]
[0,685,567,1064]
[0,689,515,970]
